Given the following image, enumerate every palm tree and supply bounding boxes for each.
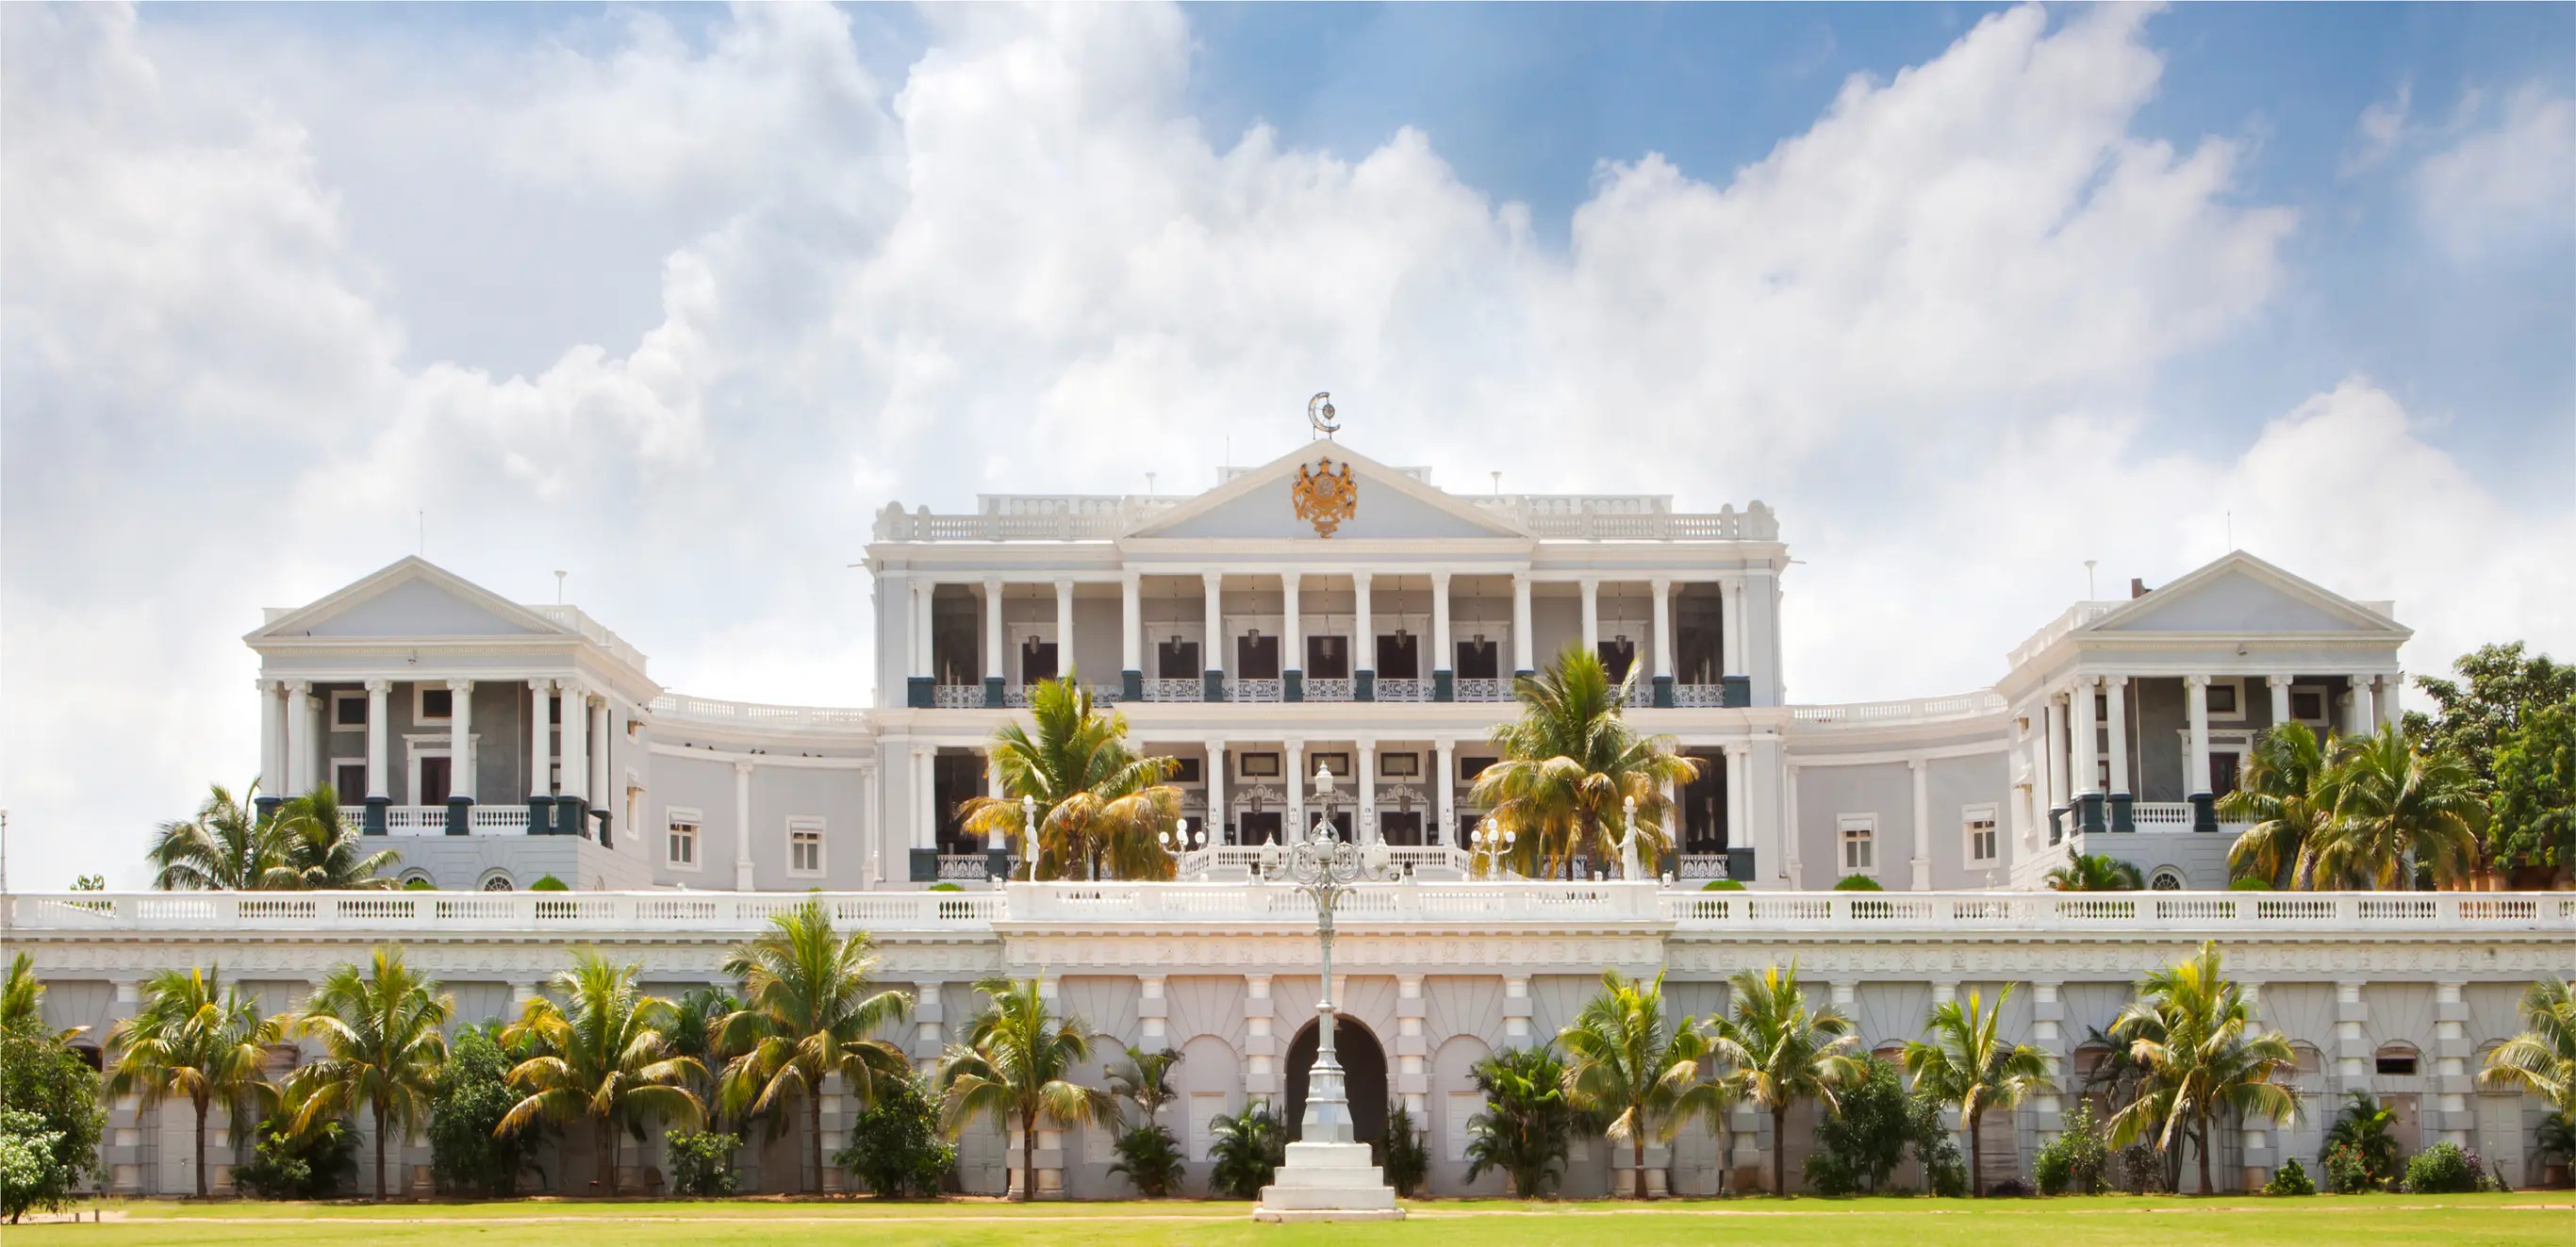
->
[2105,941,2300,1194]
[1461,1046,1576,1197]
[2479,976,2576,1116]
[668,986,740,1129]
[1901,984,2052,1196]
[717,900,913,1194]
[2321,1091,2403,1188]
[958,677,1183,881]
[3,953,60,1038]
[498,950,705,1195]
[106,966,285,1198]
[2221,723,2341,889]
[1557,968,1714,1199]
[2310,723,2484,890]
[287,947,453,1199]
[1706,962,1863,1196]
[936,976,1117,1201]
[268,784,404,889]
[1108,1045,1182,1127]
[2044,853,2143,892]
[1473,645,1699,879]
[150,780,283,891]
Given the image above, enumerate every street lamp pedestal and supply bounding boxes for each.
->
[1253,1141,1404,1222]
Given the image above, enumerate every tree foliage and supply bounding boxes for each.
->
[0,1029,103,1219]
[1707,962,1863,1196]
[959,678,1182,881]
[2308,723,2483,889]
[1207,1102,1287,1198]
[2321,1091,2403,1190]
[230,1109,357,1200]
[2044,854,2141,892]
[287,947,452,1199]
[665,1129,741,1197]
[1462,1046,1574,1197]
[2406,642,2574,872]
[1902,984,2052,1196]
[1382,1105,1430,1198]
[2033,1100,2109,1195]
[1558,969,1719,1199]
[2491,699,2576,873]
[2106,942,2299,1195]
[937,976,1115,1201]
[1473,646,1698,879]
[717,901,911,1194]
[107,966,283,1198]
[835,1072,952,1198]
[428,1025,542,1197]
[498,951,704,1195]
[1800,1055,1914,1196]
[2479,976,2576,1116]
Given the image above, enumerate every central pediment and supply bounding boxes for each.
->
[1126,443,1528,542]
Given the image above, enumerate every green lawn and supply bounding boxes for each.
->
[8,1193,2569,1246]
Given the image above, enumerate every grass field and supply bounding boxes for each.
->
[8,1192,2569,1246]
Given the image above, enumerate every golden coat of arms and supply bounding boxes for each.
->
[1292,457,1358,538]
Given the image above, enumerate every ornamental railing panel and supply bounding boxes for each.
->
[1454,678,1507,702]
[1376,678,1427,703]
[1143,679,1199,702]
[1230,679,1282,703]
[932,684,983,709]
[1673,683,1727,708]
[1304,678,1354,702]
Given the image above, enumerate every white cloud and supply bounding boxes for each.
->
[1,3,2564,892]
[2341,80,2411,177]
[2415,84,2576,259]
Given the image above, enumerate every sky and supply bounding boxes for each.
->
[3,2,2571,890]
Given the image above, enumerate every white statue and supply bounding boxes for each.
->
[1617,796,1643,881]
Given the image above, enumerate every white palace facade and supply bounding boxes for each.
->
[12,437,2568,1200]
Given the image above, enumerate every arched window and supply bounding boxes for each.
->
[2374,1042,2420,1077]
[479,871,515,893]
[2150,868,2186,891]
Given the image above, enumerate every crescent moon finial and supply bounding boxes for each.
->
[1308,391,1340,438]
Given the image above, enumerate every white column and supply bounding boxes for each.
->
[1721,575,1745,676]
[528,679,554,799]
[1726,747,1749,867]
[1280,572,1302,678]
[2104,676,2130,798]
[1908,755,1932,891]
[734,760,756,891]
[1396,976,1428,1122]
[2269,673,2293,727]
[1245,975,1275,1104]
[258,680,283,797]
[2377,673,2403,729]
[590,697,611,828]
[2342,683,2370,738]
[2434,981,2469,1148]
[1511,572,1533,674]
[1201,573,1225,679]
[1578,577,1600,656]
[1285,739,1306,834]
[1353,572,1374,678]
[364,680,390,799]
[2044,695,2069,816]
[1120,572,1142,679]
[283,680,313,795]
[1783,761,1803,887]
[2032,980,2065,1141]
[2185,675,2213,798]
[1053,579,1075,681]
[1434,739,1456,846]
[1358,739,1377,844]
[912,580,933,681]
[1503,976,1530,1043]
[1207,741,1227,845]
[983,579,1005,685]
[1650,578,1674,682]
[2072,679,2099,799]
[2238,980,2272,1179]
[449,680,475,800]
[558,680,588,805]
[1430,572,1453,677]
[914,747,935,852]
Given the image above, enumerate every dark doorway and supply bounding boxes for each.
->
[2210,752,2242,799]
[1238,811,1282,846]
[1238,633,1280,680]
[1379,811,1424,846]
[933,752,989,856]
[1597,637,1637,682]
[1020,637,1058,683]
[1307,635,1350,679]
[1676,586,1724,684]
[1680,748,1726,853]
[1455,638,1499,679]
[1158,638,1200,679]
[1376,633,1419,679]
[1284,1016,1388,1148]
[418,756,452,806]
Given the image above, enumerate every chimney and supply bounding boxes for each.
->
[2130,578,2150,599]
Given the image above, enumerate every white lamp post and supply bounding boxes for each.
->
[1470,815,1516,879]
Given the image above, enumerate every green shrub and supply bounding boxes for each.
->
[0,1030,104,1219]
[927,882,964,893]
[835,1073,952,1198]
[1110,1124,1185,1197]
[1701,878,1745,891]
[2229,877,2273,891]
[664,1130,740,1197]
[0,1109,76,1222]
[529,875,569,891]
[430,1025,544,1196]
[1919,1124,1970,1198]
[403,878,437,891]
[1382,1106,1430,1198]
[233,1112,357,1200]
[1802,1056,1913,1195]
[2322,1141,2379,1194]
[2034,1101,2109,1195]
[2263,1156,2316,1195]
[1461,1047,1572,1198]
[1832,874,1884,892]
[1208,1103,1289,1198]
[2403,1140,2480,1193]
[2323,1091,2403,1190]
[2115,1141,2171,1194]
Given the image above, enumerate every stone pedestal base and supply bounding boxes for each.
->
[1253,1141,1405,1222]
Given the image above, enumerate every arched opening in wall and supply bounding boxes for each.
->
[1284,1016,1387,1149]
[2150,868,2186,891]
[66,1042,103,1073]
[478,870,515,892]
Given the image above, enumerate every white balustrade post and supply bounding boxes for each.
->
[450,680,475,800]
[1511,571,1533,676]
[364,680,391,800]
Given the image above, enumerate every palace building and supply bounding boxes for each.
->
[15,434,2562,1201]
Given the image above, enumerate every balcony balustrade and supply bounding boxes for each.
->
[1455,678,1507,702]
[1304,678,1354,702]
[931,684,983,709]
[13,887,2564,936]
[1142,678,1199,703]
[1376,678,1427,703]
[341,806,536,836]
[1230,678,1282,704]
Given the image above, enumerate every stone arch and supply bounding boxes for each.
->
[1428,1033,1497,1196]
[1285,1015,1388,1147]
[477,869,515,892]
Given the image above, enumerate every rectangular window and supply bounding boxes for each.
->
[1168,757,1203,784]
[2290,686,2328,725]
[1840,815,1876,875]
[417,686,454,721]
[1964,804,1999,866]
[332,691,369,730]
[666,808,701,869]
[2205,680,2242,718]
[1306,635,1349,679]
[1157,637,1200,679]
[1310,752,1350,779]
[1240,751,1280,779]
[787,816,825,877]
[1379,751,1419,779]
[2376,1053,2419,1076]
[1375,632,1420,679]
[1455,637,1500,679]
[1460,755,1497,781]
[2211,751,2243,799]
[333,761,368,800]
[1236,632,1280,679]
